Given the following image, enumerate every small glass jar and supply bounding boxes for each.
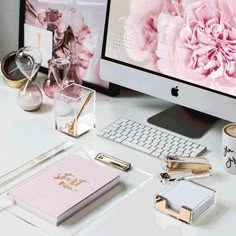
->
[54,83,95,138]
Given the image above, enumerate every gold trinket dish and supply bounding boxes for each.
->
[0,51,27,88]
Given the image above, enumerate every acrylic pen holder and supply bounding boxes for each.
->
[54,83,96,138]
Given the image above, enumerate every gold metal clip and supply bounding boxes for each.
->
[95,153,131,172]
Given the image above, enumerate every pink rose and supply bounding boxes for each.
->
[157,0,236,93]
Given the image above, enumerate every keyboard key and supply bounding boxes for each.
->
[104,133,110,138]
[176,151,183,156]
[149,146,157,151]
[198,145,206,151]
[115,138,123,142]
[98,118,207,159]
[122,140,153,154]
[151,151,161,157]
[192,143,199,148]
[132,140,139,144]
[144,144,151,149]
[137,141,145,146]
[108,136,116,140]
[119,118,129,122]
[190,152,199,157]
[162,150,169,156]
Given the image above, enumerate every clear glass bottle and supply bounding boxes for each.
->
[43,57,70,98]
[67,41,82,85]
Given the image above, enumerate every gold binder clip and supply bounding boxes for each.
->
[95,153,131,172]
[165,156,212,174]
[155,195,192,224]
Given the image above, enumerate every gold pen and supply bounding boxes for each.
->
[75,91,93,122]
[67,91,93,135]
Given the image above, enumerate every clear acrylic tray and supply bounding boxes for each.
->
[0,141,153,236]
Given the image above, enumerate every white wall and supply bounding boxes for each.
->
[0,1,20,59]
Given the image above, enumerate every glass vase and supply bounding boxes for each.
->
[43,57,70,98]
[67,41,82,85]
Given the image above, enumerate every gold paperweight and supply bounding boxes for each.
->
[155,180,216,224]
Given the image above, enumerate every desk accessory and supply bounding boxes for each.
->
[95,153,131,172]
[0,51,28,88]
[159,172,212,184]
[222,124,236,175]
[0,147,152,236]
[7,154,120,226]
[67,91,93,135]
[155,180,216,224]
[16,46,43,111]
[54,83,95,138]
[164,156,212,174]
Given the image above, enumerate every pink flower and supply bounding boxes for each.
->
[125,0,177,70]
[157,0,236,91]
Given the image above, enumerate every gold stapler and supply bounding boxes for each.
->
[165,156,212,174]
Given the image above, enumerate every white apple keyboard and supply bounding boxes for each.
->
[98,118,207,159]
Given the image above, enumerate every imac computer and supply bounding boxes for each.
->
[100,0,236,138]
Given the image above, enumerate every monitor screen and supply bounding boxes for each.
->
[100,0,236,136]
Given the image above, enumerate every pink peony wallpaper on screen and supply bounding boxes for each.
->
[106,0,236,96]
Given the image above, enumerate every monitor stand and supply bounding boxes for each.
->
[147,105,219,139]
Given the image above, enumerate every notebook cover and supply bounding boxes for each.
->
[8,154,120,225]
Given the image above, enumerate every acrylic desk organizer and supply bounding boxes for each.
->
[155,180,216,224]
[54,83,96,138]
[0,142,152,236]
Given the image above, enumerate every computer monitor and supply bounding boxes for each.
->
[100,0,236,138]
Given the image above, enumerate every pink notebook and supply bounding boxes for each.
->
[8,154,120,226]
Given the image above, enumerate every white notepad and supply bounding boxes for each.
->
[156,180,216,223]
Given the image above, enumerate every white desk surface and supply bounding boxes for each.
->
[0,75,234,236]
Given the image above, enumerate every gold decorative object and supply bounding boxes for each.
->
[155,195,191,223]
[0,51,27,88]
